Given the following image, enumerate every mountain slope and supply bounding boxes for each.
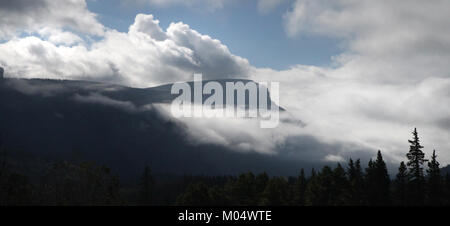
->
[0,78,309,180]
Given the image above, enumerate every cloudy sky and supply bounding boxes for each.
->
[1,0,450,166]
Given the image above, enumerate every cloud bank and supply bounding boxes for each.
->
[262,0,450,163]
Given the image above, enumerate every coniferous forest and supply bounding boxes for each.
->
[1,128,450,206]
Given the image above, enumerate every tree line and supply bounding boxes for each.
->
[175,128,450,206]
[1,128,450,205]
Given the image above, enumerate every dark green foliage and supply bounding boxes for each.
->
[365,151,391,205]
[208,185,231,206]
[176,182,212,206]
[255,172,269,195]
[347,159,365,205]
[406,128,427,205]
[3,128,450,206]
[37,162,121,205]
[304,168,320,206]
[427,150,442,205]
[229,172,258,205]
[332,164,349,205]
[304,164,350,206]
[305,166,335,205]
[445,174,450,205]
[139,166,154,205]
[259,177,290,206]
[0,172,33,205]
[310,168,316,177]
[293,169,306,205]
[394,161,408,205]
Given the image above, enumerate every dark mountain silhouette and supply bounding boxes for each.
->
[441,165,450,175]
[0,78,307,181]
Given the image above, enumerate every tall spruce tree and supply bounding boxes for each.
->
[304,168,318,206]
[406,128,427,205]
[305,166,333,206]
[348,159,356,179]
[445,173,450,205]
[139,166,154,205]
[259,177,290,206]
[311,168,316,178]
[365,158,374,198]
[176,182,212,206]
[365,151,391,205]
[293,169,306,205]
[394,161,408,206]
[255,172,269,197]
[354,159,365,204]
[332,163,349,205]
[231,172,258,205]
[347,158,365,205]
[426,150,442,205]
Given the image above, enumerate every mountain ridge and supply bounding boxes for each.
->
[0,78,307,180]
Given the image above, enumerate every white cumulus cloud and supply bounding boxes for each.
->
[0,0,104,38]
[0,13,251,87]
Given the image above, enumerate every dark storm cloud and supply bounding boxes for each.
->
[281,135,375,164]
[0,0,47,12]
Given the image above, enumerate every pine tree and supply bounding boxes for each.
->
[366,151,391,205]
[445,173,450,205]
[255,172,269,196]
[259,177,290,206]
[231,172,257,205]
[305,166,334,205]
[293,169,306,205]
[347,158,365,205]
[310,168,316,177]
[375,151,391,205]
[426,150,442,205]
[394,161,408,206]
[332,163,349,205]
[365,159,375,204]
[208,185,231,205]
[406,128,427,205]
[139,166,154,205]
[348,159,356,177]
[176,182,212,206]
[304,168,318,206]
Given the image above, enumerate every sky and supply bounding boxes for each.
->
[1,0,450,167]
[87,0,341,69]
